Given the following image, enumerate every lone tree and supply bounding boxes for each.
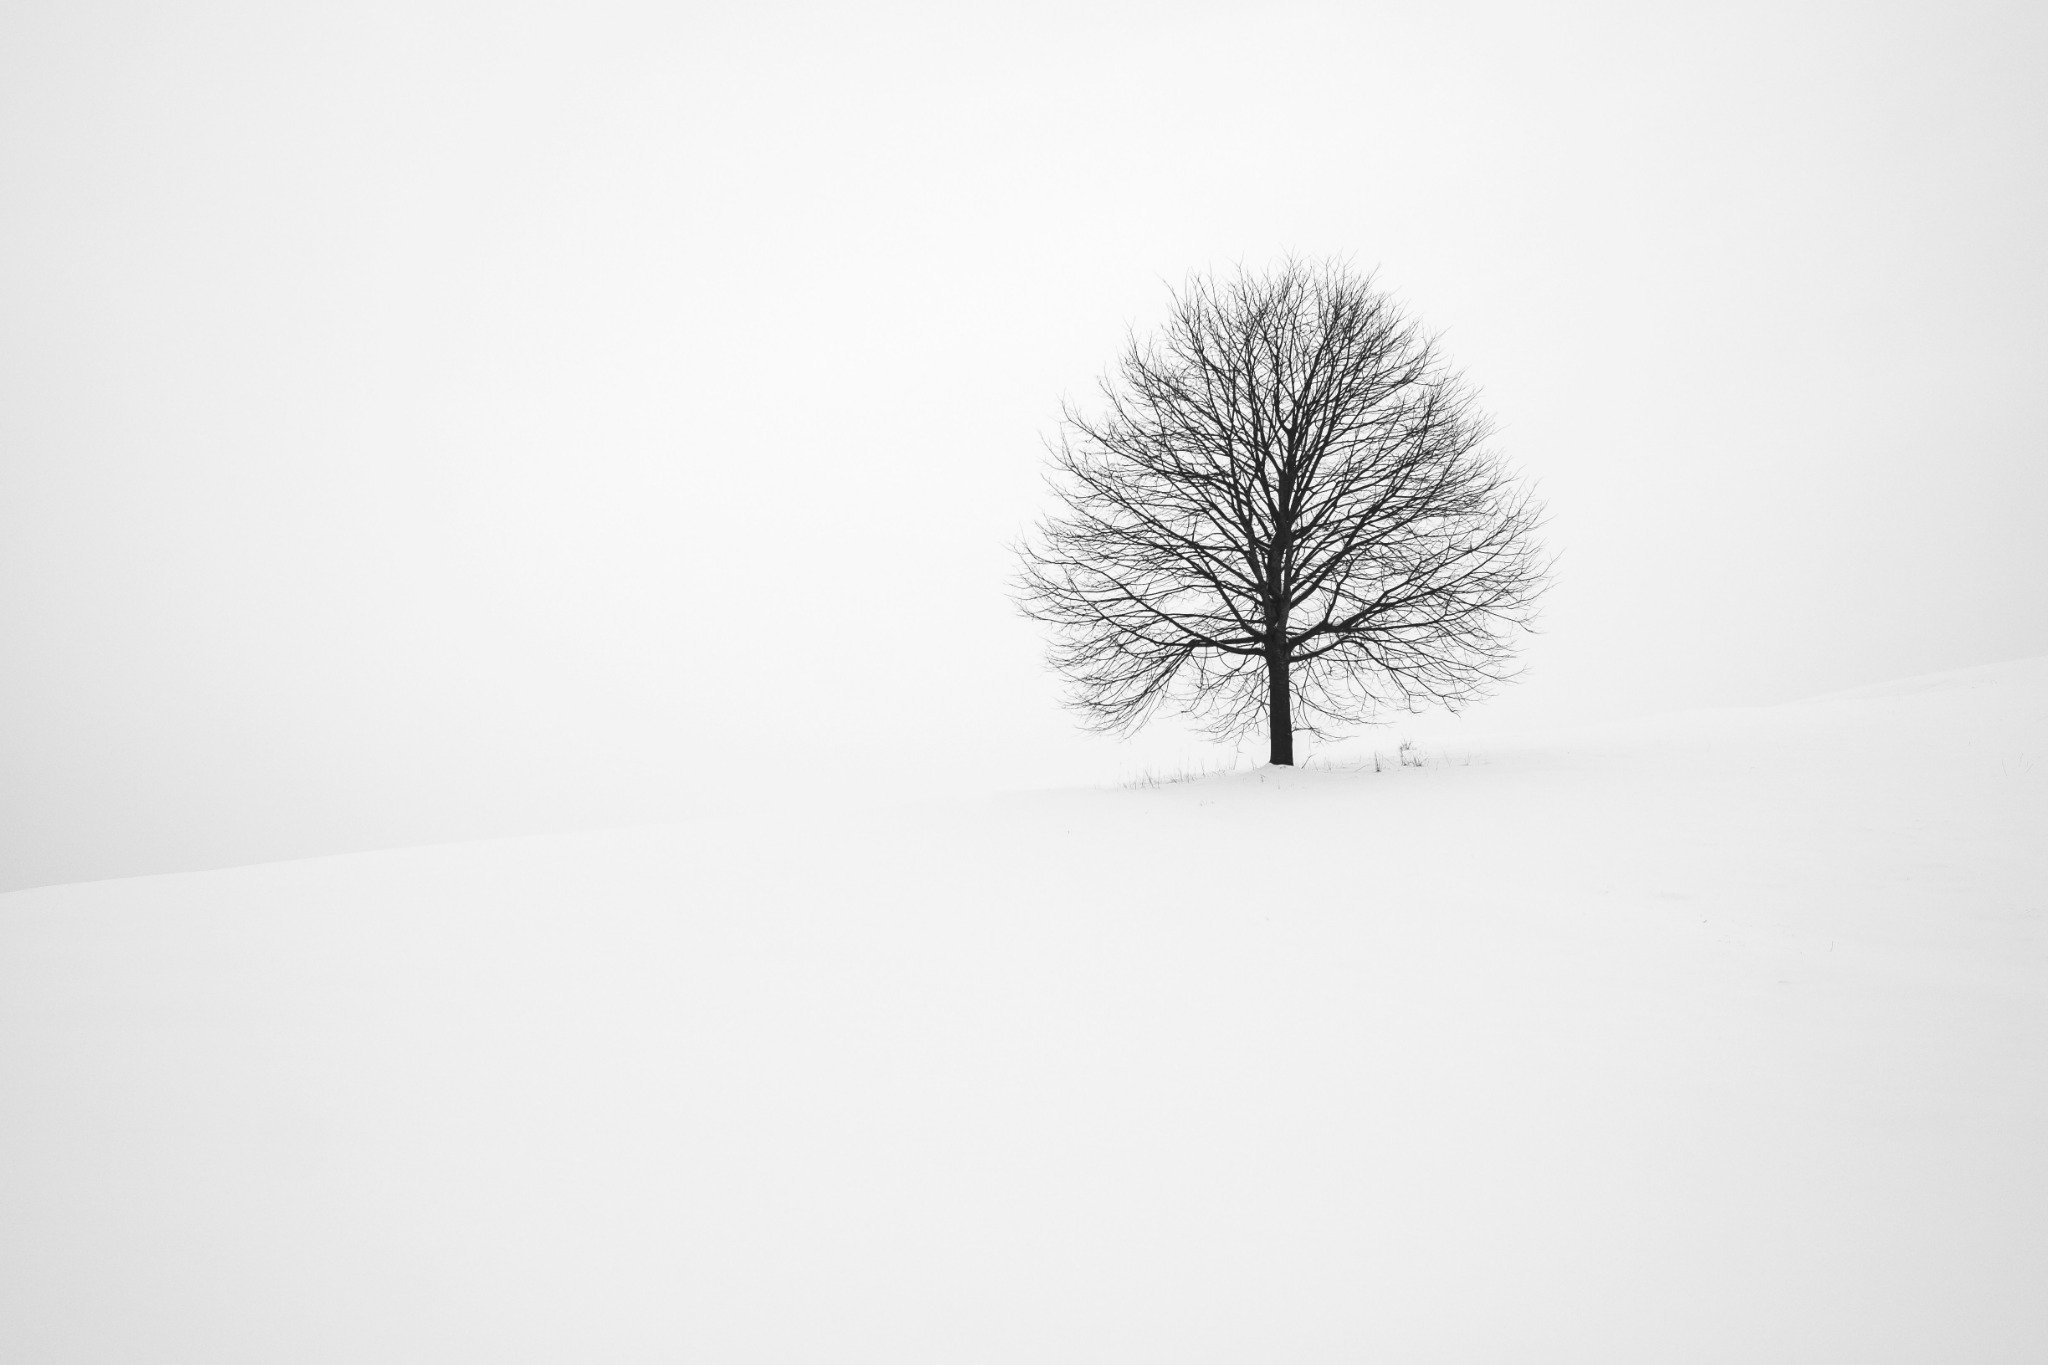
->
[1017,259,1549,766]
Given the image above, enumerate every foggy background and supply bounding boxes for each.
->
[4,0,2044,892]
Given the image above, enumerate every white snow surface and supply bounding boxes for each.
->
[4,658,2045,1363]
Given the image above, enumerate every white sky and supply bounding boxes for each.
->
[4,0,2045,889]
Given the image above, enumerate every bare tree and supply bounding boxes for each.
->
[1017,259,1550,766]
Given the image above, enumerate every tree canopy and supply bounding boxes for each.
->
[1018,259,1550,764]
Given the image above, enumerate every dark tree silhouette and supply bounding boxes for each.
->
[1017,260,1550,766]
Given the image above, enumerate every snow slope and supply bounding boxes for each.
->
[3,659,2044,1364]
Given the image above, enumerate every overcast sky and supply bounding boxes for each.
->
[4,0,2044,890]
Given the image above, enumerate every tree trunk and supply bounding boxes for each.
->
[1266,649,1294,766]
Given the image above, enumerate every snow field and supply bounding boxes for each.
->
[3,659,2044,1363]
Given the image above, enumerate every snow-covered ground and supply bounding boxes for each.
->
[3,658,2044,1363]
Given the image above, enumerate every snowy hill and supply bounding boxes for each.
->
[4,659,2045,1364]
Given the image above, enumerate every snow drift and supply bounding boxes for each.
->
[3,659,2044,1363]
